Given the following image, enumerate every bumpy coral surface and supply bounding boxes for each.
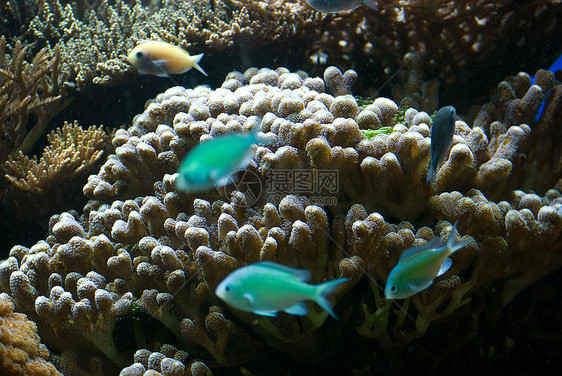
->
[0,66,560,375]
[0,293,62,376]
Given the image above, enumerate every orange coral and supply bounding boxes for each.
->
[0,293,62,376]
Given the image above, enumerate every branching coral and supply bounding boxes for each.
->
[0,66,561,375]
[19,0,328,88]
[4,121,107,194]
[0,36,68,163]
[471,69,562,195]
[0,35,72,227]
[313,0,562,88]
[0,0,39,36]
[142,0,324,51]
[25,0,149,87]
[14,0,559,92]
[1,120,108,226]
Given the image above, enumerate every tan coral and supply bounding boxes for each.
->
[180,306,259,366]
[4,121,107,194]
[21,0,328,88]
[119,345,210,376]
[1,65,561,376]
[80,65,557,221]
[313,0,561,91]
[85,66,431,218]
[0,37,68,164]
[0,293,63,376]
[32,279,133,367]
[2,181,562,374]
[429,189,562,304]
[323,66,357,96]
[469,69,561,197]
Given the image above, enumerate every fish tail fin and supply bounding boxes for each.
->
[446,222,471,256]
[191,53,208,76]
[314,278,348,320]
[426,166,436,184]
[250,120,261,136]
[363,0,380,11]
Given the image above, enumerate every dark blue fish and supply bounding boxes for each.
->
[305,0,379,13]
[427,106,457,184]
[532,53,562,120]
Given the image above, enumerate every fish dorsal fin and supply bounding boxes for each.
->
[445,222,471,255]
[437,257,453,277]
[255,261,311,282]
[398,237,442,262]
[284,302,308,316]
[363,0,380,11]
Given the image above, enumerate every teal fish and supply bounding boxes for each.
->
[385,223,470,299]
[175,126,266,192]
[427,106,457,184]
[305,0,379,13]
[215,261,347,319]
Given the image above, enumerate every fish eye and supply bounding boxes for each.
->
[225,285,231,292]
[136,51,143,58]
[390,286,397,292]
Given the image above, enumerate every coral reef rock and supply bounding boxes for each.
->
[0,66,561,375]
[0,293,62,376]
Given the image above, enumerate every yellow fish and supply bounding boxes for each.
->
[127,40,207,77]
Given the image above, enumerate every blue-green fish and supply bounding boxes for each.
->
[385,223,470,299]
[427,105,457,184]
[215,261,347,319]
[175,126,266,192]
[305,0,379,13]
